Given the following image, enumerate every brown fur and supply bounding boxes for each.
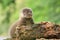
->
[9,8,34,40]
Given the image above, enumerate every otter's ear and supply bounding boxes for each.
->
[21,7,32,12]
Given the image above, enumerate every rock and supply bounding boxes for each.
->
[15,22,60,40]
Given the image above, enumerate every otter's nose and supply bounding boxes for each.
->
[28,13,32,16]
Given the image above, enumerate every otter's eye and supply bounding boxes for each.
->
[30,11,32,13]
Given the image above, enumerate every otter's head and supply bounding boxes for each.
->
[21,8,32,18]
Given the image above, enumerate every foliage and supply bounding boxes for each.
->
[0,0,60,35]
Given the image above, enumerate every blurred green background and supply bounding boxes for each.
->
[0,0,60,36]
